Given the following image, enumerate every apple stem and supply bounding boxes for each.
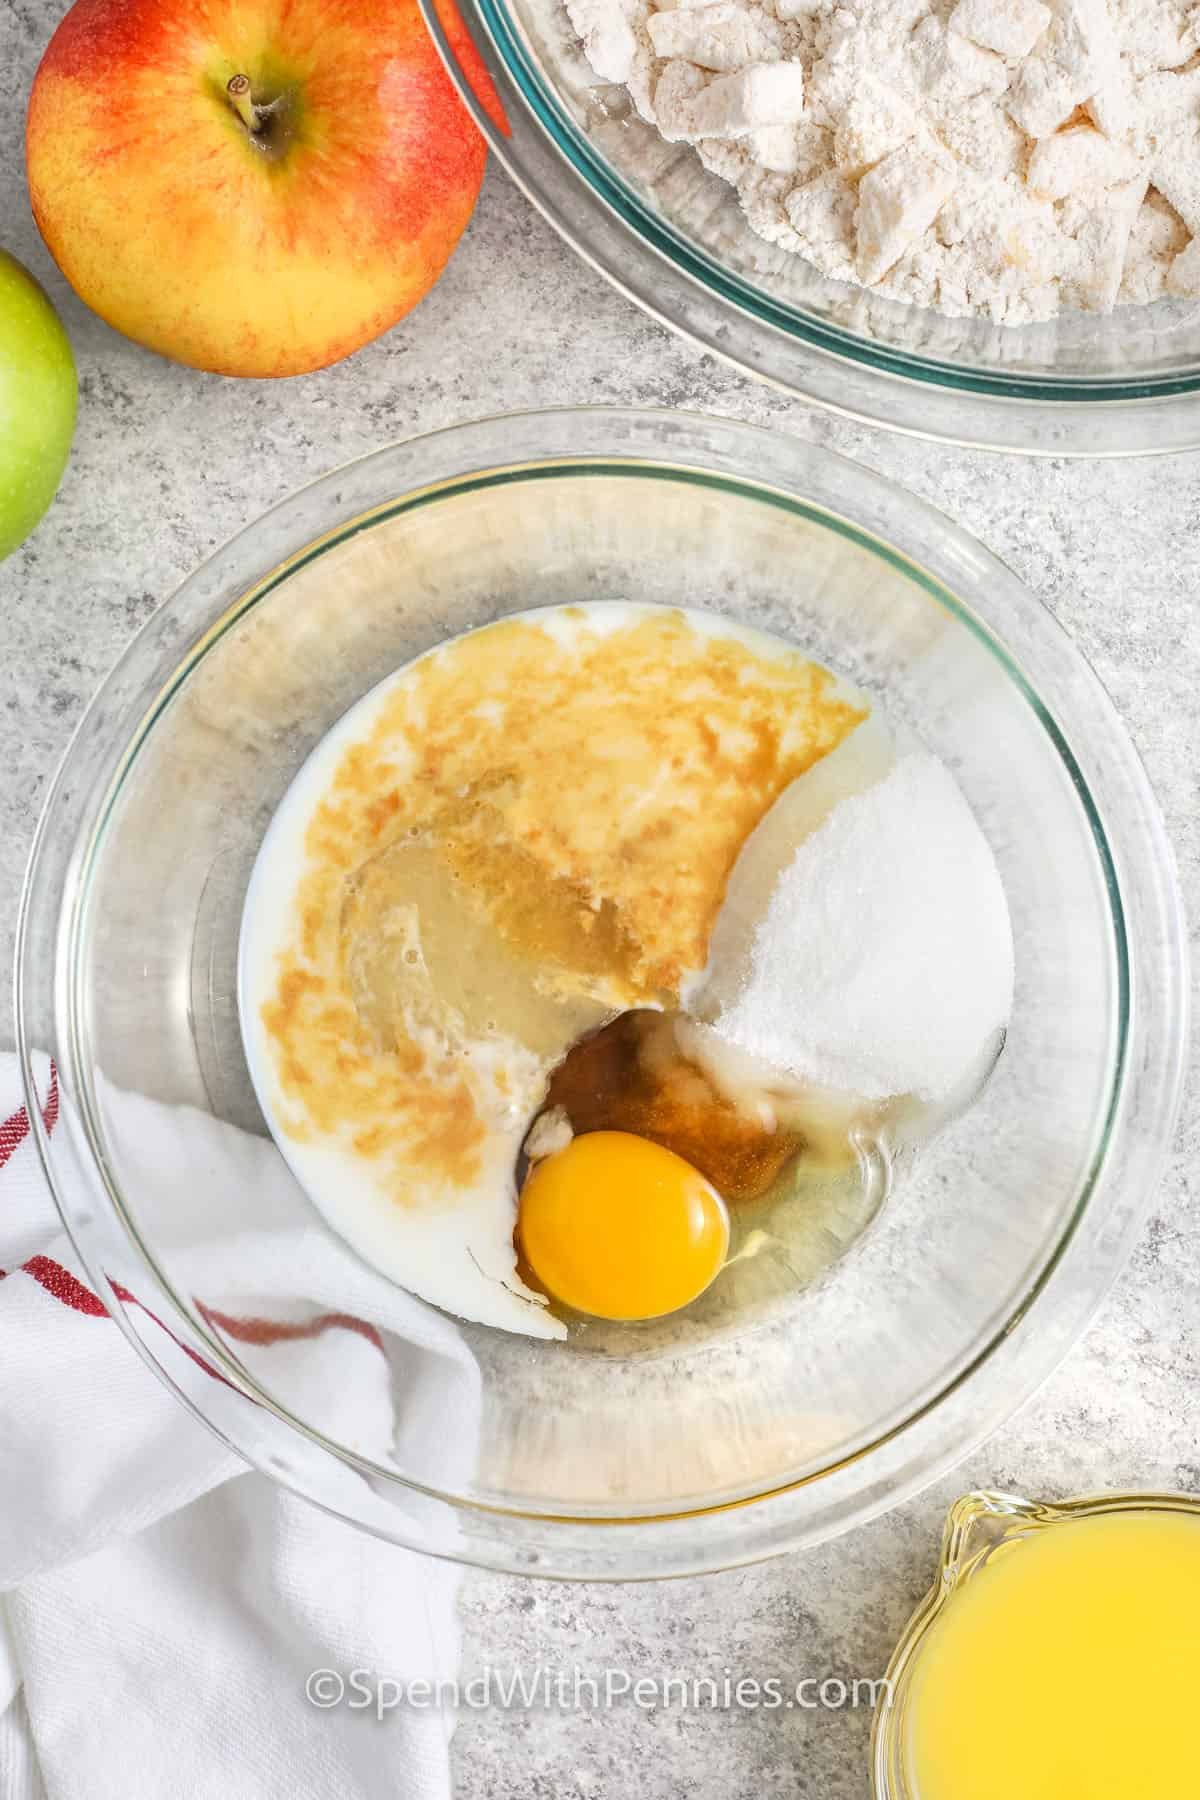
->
[226,74,267,136]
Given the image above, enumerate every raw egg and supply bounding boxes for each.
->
[517,1130,730,1322]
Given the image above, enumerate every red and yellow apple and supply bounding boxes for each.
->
[26,0,501,378]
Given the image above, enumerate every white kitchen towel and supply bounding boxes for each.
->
[0,1053,479,1800]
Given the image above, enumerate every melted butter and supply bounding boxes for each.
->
[904,1511,1200,1800]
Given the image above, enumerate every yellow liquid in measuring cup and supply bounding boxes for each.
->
[903,1511,1200,1800]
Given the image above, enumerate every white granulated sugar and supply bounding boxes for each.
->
[712,751,1015,1104]
[565,0,1200,321]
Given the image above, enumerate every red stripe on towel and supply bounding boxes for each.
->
[23,1254,109,1315]
[203,1303,385,1353]
[3,1071,384,1384]
[0,1065,59,1173]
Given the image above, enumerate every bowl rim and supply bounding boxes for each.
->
[16,407,1191,1577]
[421,0,1200,454]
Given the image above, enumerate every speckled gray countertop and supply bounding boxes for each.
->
[2,2,1198,1794]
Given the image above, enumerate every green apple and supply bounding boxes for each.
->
[0,248,77,561]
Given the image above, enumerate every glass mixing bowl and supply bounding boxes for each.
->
[420,0,1200,453]
[17,409,1187,1578]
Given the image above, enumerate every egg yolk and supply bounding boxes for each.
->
[517,1130,730,1322]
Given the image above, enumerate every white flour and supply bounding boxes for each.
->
[565,0,1200,321]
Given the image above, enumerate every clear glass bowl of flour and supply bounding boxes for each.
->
[419,0,1200,453]
[18,410,1188,1578]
